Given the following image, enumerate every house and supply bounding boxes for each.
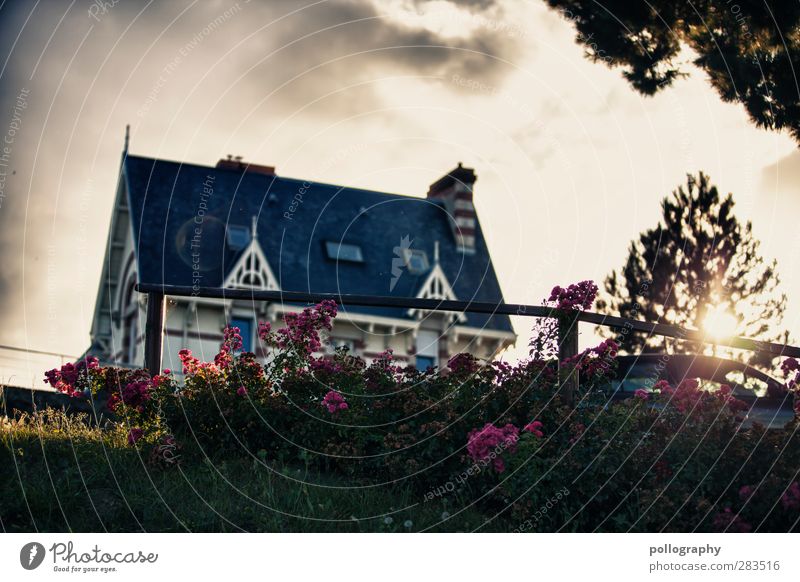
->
[88,145,516,372]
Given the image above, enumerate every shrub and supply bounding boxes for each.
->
[30,282,800,532]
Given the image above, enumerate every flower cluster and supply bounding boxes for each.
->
[107,379,152,413]
[276,300,337,356]
[44,356,100,397]
[634,388,649,400]
[781,482,800,510]
[310,357,343,376]
[448,353,480,376]
[716,384,749,413]
[214,325,244,368]
[659,379,747,415]
[258,321,272,342]
[781,357,799,390]
[322,390,348,413]
[548,280,598,311]
[127,427,144,445]
[466,423,520,473]
[662,379,704,413]
[563,339,619,378]
[178,349,200,375]
[364,349,403,392]
[523,420,544,438]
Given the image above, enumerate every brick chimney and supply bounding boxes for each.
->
[427,163,477,254]
[216,155,275,176]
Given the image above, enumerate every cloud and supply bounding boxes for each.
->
[0,0,523,349]
[761,149,800,197]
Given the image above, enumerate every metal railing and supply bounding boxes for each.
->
[135,283,800,405]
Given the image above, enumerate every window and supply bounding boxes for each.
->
[416,329,439,370]
[403,248,429,274]
[416,355,436,370]
[229,318,253,353]
[325,241,364,263]
[226,225,250,250]
[331,338,356,354]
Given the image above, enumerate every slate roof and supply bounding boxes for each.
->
[124,154,513,333]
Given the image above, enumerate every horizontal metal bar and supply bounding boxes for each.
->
[135,283,800,359]
[579,311,800,358]
[136,283,556,318]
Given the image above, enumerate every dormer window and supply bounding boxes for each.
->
[226,225,250,250]
[325,241,364,263]
[403,248,429,274]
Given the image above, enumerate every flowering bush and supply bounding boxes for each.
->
[562,338,619,381]
[37,283,800,532]
[548,280,599,311]
[44,356,101,397]
[466,423,520,473]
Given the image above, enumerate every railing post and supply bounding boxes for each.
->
[558,314,579,407]
[144,291,165,377]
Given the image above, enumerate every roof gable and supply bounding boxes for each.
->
[409,262,467,323]
[223,220,279,291]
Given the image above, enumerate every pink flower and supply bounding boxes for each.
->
[44,356,99,397]
[634,389,649,400]
[127,428,144,445]
[276,300,337,356]
[653,379,672,394]
[237,386,248,397]
[781,358,800,390]
[738,485,754,501]
[258,321,272,341]
[107,380,152,413]
[178,348,200,374]
[548,280,598,311]
[562,339,619,379]
[523,420,544,438]
[448,353,480,375]
[466,423,519,473]
[322,390,348,414]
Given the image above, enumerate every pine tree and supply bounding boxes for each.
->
[596,172,786,361]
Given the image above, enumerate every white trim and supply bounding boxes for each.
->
[223,237,279,291]
[408,263,467,323]
[452,325,516,345]
[151,295,515,345]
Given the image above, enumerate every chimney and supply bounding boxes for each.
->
[216,155,275,176]
[427,163,477,254]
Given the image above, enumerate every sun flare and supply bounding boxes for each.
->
[703,304,739,339]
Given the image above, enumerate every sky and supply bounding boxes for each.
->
[0,0,798,388]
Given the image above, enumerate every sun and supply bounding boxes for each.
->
[703,304,739,339]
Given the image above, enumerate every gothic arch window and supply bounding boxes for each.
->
[409,263,466,323]
[224,235,279,291]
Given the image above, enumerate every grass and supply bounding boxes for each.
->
[0,411,499,532]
